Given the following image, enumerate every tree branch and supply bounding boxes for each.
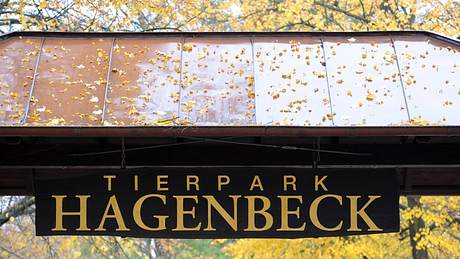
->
[313,0,370,23]
[0,197,34,227]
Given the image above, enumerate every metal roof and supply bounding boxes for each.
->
[0,31,459,134]
[1,32,460,196]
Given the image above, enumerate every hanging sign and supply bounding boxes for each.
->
[34,168,399,238]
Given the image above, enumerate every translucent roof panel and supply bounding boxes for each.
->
[0,32,459,128]
[0,37,41,125]
[323,36,408,126]
[28,38,111,125]
[254,37,332,126]
[394,35,460,125]
[180,38,255,126]
[105,38,181,126]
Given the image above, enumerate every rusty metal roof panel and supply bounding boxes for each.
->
[27,37,111,125]
[0,37,41,125]
[0,31,458,129]
[104,37,182,126]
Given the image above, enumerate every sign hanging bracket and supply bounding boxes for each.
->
[121,137,126,169]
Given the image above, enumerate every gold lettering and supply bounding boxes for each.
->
[310,194,343,231]
[218,175,230,191]
[203,195,240,231]
[315,175,328,191]
[347,195,383,231]
[52,195,90,231]
[249,175,264,191]
[173,195,201,231]
[186,175,200,191]
[133,194,168,231]
[134,175,138,191]
[283,175,297,191]
[157,175,168,191]
[244,196,273,231]
[104,175,116,191]
[95,195,130,231]
[277,195,305,231]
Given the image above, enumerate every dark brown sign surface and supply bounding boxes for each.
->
[34,168,399,238]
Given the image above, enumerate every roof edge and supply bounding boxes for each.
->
[1,30,459,46]
[0,126,460,137]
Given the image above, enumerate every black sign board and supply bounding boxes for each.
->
[34,168,400,238]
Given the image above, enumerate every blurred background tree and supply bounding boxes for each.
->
[0,0,460,258]
[224,196,460,258]
[0,0,459,36]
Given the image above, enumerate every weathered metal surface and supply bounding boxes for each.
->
[0,37,41,125]
[323,36,409,126]
[254,37,332,126]
[104,37,182,126]
[180,37,255,125]
[0,32,458,127]
[393,35,460,125]
[27,38,111,125]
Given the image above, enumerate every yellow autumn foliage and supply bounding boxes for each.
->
[224,196,460,258]
[0,1,459,258]
[0,0,458,38]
